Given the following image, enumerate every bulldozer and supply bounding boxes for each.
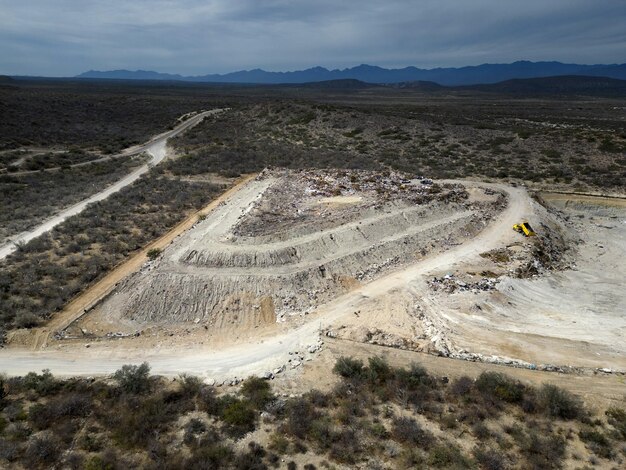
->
[513,222,536,237]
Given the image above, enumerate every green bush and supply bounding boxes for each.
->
[473,446,506,470]
[113,363,151,394]
[599,137,624,153]
[185,443,234,469]
[605,407,626,439]
[392,417,434,449]
[475,372,524,403]
[366,356,393,386]
[450,376,473,397]
[529,434,566,467]
[199,385,220,415]
[24,431,61,468]
[283,397,319,440]
[220,399,256,438]
[395,362,434,390]
[240,377,274,409]
[146,248,162,260]
[308,417,335,450]
[538,384,583,420]
[428,443,473,468]
[578,428,613,459]
[84,455,114,470]
[268,432,290,454]
[19,369,61,396]
[29,393,91,430]
[111,395,180,448]
[178,373,203,399]
[234,441,267,468]
[332,357,364,380]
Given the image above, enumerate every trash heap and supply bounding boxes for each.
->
[428,274,498,293]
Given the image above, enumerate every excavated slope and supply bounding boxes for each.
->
[96,173,489,325]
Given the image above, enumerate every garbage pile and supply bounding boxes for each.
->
[237,169,470,239]
[428,274,498,293]
[301,169,420,198]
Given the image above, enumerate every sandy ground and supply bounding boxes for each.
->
[413,192,626,370]
[7,173,256,349]
[279,338,626,408]
[73,171,481,330]
[0,109,225,260]
[0,173,623,404]
[0,179,524,377]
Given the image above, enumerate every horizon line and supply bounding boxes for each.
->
[5,59,626,79]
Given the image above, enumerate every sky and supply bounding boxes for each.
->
[1,0,625,76]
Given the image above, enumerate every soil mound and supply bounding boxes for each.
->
[90,169,504,331]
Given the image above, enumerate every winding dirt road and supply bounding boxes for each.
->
[0,182,532,378]
[0,109,226,260]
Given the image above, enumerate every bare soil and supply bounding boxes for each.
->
[1,171,624,397]
[66,169,499,340]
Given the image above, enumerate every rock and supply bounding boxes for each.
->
[291,360,301,369]
[204,378,216,386]
[260,371,274,380]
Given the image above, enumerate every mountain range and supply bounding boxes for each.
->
[76,61,626,86]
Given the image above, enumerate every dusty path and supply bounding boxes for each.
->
[15,174,257,350]
[0,182,535,379]
[0,109,226,260]
[4,111,222,177]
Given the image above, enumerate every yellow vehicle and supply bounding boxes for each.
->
[513,222,536,237]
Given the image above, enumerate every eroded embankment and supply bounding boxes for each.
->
[102,212,476,323]
[407,192,626,371]
[87,170,505,329]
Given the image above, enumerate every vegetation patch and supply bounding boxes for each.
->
[0,172,221,335]
[0,358,622,469]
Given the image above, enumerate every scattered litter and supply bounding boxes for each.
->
[428,274,498,293]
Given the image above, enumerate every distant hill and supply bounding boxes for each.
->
[0,75,16,88]
[388,80,445,91]
[464,75,626,96]
[76,69,185,81]
[281,76,626,96]
[76,61,626,85]
[290,79,379,89]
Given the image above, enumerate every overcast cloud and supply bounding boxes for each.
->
[1,0,625,76]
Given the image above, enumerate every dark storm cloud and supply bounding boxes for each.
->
[1,0,625,76]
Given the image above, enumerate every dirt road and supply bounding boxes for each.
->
[18,174,257,350]
[0,109,226,260]
[0,182,535,379]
